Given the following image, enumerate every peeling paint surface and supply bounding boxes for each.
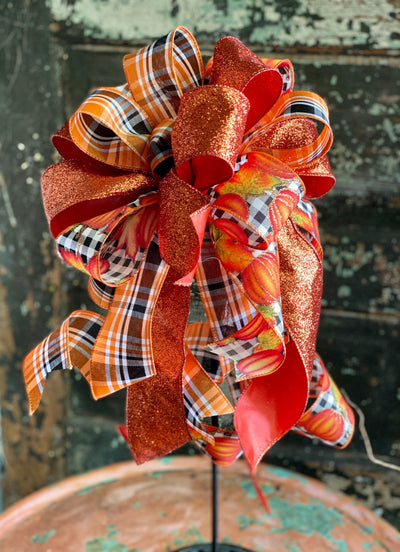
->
[0,459,399,550]
[47,0,400,50]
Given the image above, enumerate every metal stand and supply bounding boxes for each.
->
[175,462,255,552]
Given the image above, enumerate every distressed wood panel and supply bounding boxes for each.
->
[48,0,400,53]
[318,195,400,314]
[0,0,70,508]
[295,60,400,195]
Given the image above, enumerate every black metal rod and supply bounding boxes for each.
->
[212,462,218,552]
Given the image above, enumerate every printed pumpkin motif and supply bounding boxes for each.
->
[237,347,283,377]
[242,252,280,305]
[205,434,242,466]
[268,188,299,234]
[299,409,345,443]
[213,193,249,220]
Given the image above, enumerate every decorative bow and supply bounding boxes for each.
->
[24,28,354,479]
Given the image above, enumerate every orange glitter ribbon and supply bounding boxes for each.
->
[23,27,354,473]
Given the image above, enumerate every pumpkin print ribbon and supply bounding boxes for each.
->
[23,27,354,473]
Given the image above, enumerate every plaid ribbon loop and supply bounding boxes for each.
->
[69,27,203,174]
[24,27,354,473]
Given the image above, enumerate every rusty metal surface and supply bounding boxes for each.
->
[0,457,399,551]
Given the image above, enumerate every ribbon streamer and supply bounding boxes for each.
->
[24,27,354,476]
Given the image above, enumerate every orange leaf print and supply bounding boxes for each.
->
[217,165,279,198]
[242,252,280,305]
[216,152,295,198]
[59,249,88,274]
[83,206,126,230]
[137,203,158,249]
[247,152,296,180]
[237,348,283,377]
[291,208,314,235]
[268,189,299,234]
[213,193,249,220]
[213,219,248,244]
[116,204,158,259]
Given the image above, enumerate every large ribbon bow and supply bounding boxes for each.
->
[24,27,354,475]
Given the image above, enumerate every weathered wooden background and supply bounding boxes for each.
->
[1,0,399,529]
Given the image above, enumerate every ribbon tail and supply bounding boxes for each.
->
[158,170,210,284]
[235,216,323,471]
[89,237,164,399]
[277,217,323,376]
[234,339,307,469]
[126,264,192,464]
[23,310,104,414]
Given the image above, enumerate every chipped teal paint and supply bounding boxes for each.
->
[85,525,134,551]
[132,501,141,508]
[85,526,141,552]
[31,529,56,543]
[240,479,275,499]
[362,526,374,534]
[147,471,163,479]
[266,465,308,485]
[160,455,174,464]
[85,537,139,551]
[184,526,206,542]
[286,545,300,552]
[47,0,400,50]
[335,541,350,552]
[237,514,263,531]
[338,285,352,298]
[76,478,117,495]
[240,480,257,499]
[173,537,186,547]
[382,118,398,144]
[269,497,348,551]
[362,543,388,550]
[106,525,120,537]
